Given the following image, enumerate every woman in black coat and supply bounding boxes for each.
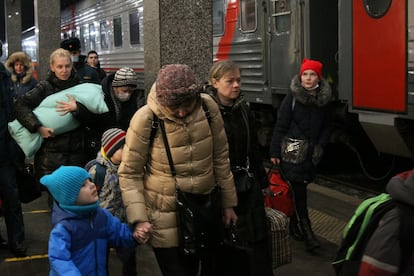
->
[14,48,99,179]
[269,58,332,252]
[205,60,273,276]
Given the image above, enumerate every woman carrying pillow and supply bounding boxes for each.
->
[14,48,101,181]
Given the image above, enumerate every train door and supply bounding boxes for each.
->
[267,0,303,95]
[352,0,406,112]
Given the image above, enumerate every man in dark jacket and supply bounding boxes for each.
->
[60,37,100,84]
[359,170,414,275]
[0,41,27,257]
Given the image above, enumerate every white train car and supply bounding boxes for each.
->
[60,0,144,89]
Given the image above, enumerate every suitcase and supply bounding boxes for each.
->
[265,207,292,268]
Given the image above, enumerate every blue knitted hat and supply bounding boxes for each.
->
[40,166,91,208]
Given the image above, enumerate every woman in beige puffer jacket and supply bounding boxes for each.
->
[118,64,237,275]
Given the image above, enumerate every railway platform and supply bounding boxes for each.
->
[0,181,375,275]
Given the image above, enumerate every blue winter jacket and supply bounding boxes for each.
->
[48,202,137,276]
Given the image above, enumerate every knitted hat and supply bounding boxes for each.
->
[101,128,126,158]
[112,67,138,87]
[40,166,91,208]
[156,64,201,107]
[60,37,81,52]
[300,58,323,79]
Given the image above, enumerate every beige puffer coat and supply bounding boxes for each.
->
[118,83,237,248]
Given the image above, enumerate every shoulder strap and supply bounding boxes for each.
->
[202,100,212,125]
[159,119,176,177]
[85,159,106,190]
[239,104,251,167]
[149,114,159,148]
[94,162,106,190]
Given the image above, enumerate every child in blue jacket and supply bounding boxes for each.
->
[40,165,138,275]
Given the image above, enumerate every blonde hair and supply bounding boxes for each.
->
[49,48,72,65]
[208,60,240,84]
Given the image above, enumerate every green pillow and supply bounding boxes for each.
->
[8,83,109,159]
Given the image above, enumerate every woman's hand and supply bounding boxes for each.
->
[270,157,280,165]
[38,126,54,138]
[55,94,77,116]
[133,222,153,244]
[223,207,238,226]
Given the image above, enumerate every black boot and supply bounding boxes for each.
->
[0,233,8,249]
[300,218,320,252]
[9,241,27,257]
[289,216,304,241]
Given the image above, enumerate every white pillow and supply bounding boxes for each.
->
[8,83,109,158]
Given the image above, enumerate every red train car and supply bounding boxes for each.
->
[214,0,414,161]
[25,0,413,162]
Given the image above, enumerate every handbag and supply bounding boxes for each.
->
[175,186,222,256]
[281,137,309,164]
[264,166,295,217]
[158,119,222,256]
[16,163,41,204]
[232,167,254,193]
[219,225,255,275]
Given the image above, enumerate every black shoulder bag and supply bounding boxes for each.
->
[158,118,222,257]
[231,104,255,193]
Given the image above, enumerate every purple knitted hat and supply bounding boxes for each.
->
[156,64,201,107]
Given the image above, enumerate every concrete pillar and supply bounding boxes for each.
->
[34,0,60,80]
[143,0,212,93]
[6,0,22,54]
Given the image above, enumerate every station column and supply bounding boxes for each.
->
[34,0,60,80]
[6,0,22,54]
[143,0,212,93]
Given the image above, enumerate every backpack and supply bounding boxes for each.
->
[264,166,295,217]
[332,193,396,275]
[84,159,106,190]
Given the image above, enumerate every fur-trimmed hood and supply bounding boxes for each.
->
[290,74,332,107]
[5,51,35,84]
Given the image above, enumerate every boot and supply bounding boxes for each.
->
[300,218,320,252]
[0,233,8,249]
[289,216,304,241]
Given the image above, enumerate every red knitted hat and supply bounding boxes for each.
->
[300,58,323,79]
[101,128,126,158]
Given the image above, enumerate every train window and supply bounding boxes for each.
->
[129,12,140,45]
[89,23,96,51]
[240,0,257,32]
[363,0,392,18]
[113,17,123,47]
[213,0,225,36]
[272,0,291,33]
[100,21,109,50]
[79,26,86,51]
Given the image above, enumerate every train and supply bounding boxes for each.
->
[21,0,414,175]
